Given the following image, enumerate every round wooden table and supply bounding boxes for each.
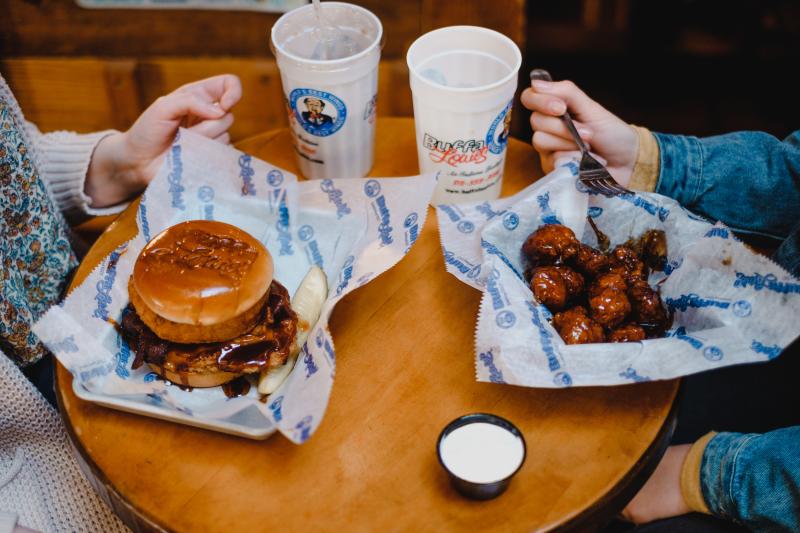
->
[57,117,679,532]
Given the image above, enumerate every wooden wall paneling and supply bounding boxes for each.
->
[377,59,413,117]
[136,58,288,141]
[0,0,423,59]
[0,58,136,134]
[0,0,282,57]
[420,0,526,49]
[104,60,143,131]
[357,0,423,58]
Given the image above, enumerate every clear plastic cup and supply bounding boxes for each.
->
[406,26,522,204]
[271,2,382,180]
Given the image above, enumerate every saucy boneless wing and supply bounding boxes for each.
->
[522,223,671,345]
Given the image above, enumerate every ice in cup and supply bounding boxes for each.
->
[271,2,382,180]
[406,26,522,204]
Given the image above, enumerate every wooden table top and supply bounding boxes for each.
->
[57,117,679,532]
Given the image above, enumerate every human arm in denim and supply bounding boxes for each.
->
[681,428,800,532]
[653,130,800,241]
[653,131,800,276]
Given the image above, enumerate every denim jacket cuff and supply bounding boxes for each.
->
[629,126,660,192]
[699,431,758,521]
[652,132,704,208]
[680,432,716,514]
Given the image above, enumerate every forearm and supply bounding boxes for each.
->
[683,427,800,531]
[654,130,800,241]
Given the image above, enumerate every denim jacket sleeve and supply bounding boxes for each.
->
[700,427,800,532]
[653,130,800,276]
[653,130,800,242]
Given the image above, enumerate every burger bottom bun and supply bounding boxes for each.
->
[146,362,242,389]
[129,277,269,344]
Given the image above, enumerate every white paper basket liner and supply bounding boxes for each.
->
[437,163,800,388]
[34,129,436,442]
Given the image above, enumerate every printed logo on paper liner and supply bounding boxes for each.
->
[290,88,347,137]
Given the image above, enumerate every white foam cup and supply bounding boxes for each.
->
[271,2,382,179]
[407,26,522,204]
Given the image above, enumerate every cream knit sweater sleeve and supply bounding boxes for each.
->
[0,350,129,532]
[25,122,129,223]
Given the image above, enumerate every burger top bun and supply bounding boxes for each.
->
[132,220,274,326]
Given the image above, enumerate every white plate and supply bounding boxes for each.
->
[71,380,277,440]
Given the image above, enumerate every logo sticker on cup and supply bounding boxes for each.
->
[485,100,513,155]
[364,94,378,124]
[290,88,347,137]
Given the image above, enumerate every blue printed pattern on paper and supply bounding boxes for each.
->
[320,179,351,219]
[92,243,127,321]
[553,371,572,387]
[704,227,730,239]
[666,293,730,312]
[481,239,523,280]
[438,203,462,222]
[731,300,752,317]
[138,201,151,242]
[167,143,184,210]
[457,220,474,233]
[537,192,561,225]
[78,361,114,383]
[475,201,506,220]
[267,169,284,187]
[298,224,323,268]
[443,250,481,279]
[478,349,505,383]
[669,326,704,349]
[663,258,683,275]
[502,211,519,230]
[269,395,283,422]
[404,212,419,251]
[495,310,516,328]
[601,192,670,221]
[198,186,214,220]
[303,347,318,378]
[294,415,313,443]
[526,301,564,374]
[619,367,651,382]
[751,340,782,360]
[239,154,255,196]
[49,335,78,353]
[275,194,293,256]
[316,329,336,364]
[364,181,393,246]
[734,272,800,294]
[669,327,724,361]
[485,269,507,310]
[336,255,354,295]
[115,330,131,378]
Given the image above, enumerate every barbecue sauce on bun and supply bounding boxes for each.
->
[121,220,297,389]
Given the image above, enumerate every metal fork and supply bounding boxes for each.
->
[529,69,632,197]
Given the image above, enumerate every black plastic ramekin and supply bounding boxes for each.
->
[436,412,527,500]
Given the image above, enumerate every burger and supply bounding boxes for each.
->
[120,219,326,393]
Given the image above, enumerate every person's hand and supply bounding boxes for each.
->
[520,79,638,185]
[622,444,692,524]
[85,74,242,208]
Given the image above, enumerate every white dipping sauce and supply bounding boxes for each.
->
[439,422,524,483]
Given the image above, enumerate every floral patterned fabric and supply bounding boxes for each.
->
[0,95,76,367]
